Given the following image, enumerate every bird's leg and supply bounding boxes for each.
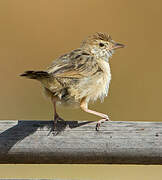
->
[51,97,58,129]
[48,97,66,135]
[51,97,64,129]
[80,98,110,131]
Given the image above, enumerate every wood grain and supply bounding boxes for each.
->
[0,120,161,164]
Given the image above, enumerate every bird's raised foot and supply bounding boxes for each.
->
[96,118,110,131]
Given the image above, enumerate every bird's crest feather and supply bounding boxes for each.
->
[90,32,112,42]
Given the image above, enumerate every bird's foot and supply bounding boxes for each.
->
[52,115,66,135]
[47,115,67,136]
[96,117,111,131]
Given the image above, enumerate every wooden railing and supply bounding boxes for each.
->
[0,120,161,164]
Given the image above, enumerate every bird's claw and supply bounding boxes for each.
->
[96,122,100,131]
[96,118,109,131]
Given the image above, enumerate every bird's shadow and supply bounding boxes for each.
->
[0,120,93,153]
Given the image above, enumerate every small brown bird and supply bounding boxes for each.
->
[20,32,125,131]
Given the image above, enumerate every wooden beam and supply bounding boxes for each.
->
[0,120,162,164]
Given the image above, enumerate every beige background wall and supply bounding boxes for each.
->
[1,0,162,121]
[0,0,162,179]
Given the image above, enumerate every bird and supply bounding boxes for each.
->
[20,32,125,131]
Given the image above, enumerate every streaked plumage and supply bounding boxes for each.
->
[21,32,125,130]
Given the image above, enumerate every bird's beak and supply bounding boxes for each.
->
[112,42,125,50]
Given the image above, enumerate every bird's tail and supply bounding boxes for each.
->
[20,70,50,79]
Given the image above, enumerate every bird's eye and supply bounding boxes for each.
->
[99,43,104,47]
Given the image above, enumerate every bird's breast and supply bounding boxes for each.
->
[71,60,111,103]
[93,60,111,102]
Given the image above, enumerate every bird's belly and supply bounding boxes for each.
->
[69,73,111,103]
[87,75,111,102]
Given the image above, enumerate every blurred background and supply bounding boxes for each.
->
[1,0,162,121]
[0,0,162,179]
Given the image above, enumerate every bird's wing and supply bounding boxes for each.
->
[47,49,102,79]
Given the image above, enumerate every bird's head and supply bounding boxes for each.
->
[81,32,125,61]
